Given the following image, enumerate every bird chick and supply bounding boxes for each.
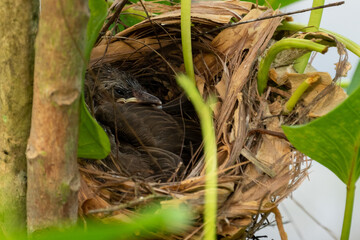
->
[85,65,186,181]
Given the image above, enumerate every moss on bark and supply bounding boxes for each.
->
[0,0,39,236]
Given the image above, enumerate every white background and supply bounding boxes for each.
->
[257,1,360,239]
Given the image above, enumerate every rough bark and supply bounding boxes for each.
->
[26,0,88,232]
[0,0,39,236]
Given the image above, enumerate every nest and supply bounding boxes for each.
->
[78,1,348,239]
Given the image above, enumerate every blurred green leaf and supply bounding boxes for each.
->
[120,14,143,27]
[24,207,190,240]
[85,0,108,60]
[282,85,360,184]
[77,0,110,159]
[244,0,301,8]
[347,60,360,95]
[116,8,145,32]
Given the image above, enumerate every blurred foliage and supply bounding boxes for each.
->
[176,75,217,240]
[347,60,360,95]
[7,207,191,240]
[116,8,145,32]
[244,0,301,9]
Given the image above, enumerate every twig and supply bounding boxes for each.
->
[292,198,337,240]
[281,204,304,240]
[242,191,271,240]
[248,128,288,141]
[240,148,276,178]
[272,207,288,240]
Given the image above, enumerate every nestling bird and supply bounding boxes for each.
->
[85,65,201,181]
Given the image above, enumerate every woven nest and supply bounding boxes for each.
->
[78,1,348,238]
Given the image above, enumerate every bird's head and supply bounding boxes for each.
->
[91,65,162,106]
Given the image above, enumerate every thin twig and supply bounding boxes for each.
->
[248,128,288,141]
[292,198,337,240]
[272,207,288,240]
[281,204,304,240]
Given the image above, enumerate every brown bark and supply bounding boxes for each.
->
[26,0,88,232]
[0,0,39,236]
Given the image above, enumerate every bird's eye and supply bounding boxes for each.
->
[114,88,132,98]
[114,88,125,95]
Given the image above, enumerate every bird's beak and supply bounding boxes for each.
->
[116,90,162,106]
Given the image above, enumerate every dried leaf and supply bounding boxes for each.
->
[335,61,352,77]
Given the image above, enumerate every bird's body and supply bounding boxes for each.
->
[96,103,184,155]
[85,65,200,181]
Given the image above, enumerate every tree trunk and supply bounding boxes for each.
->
[0,0,39,236]
[26,0,89,232]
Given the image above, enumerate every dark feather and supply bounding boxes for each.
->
[95,102,184,155]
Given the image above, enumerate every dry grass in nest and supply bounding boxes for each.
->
[78,1,349,239]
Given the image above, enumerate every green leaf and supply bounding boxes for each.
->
[77,0,110,159]
[244,0,300,8]
[77,97,110,159]
[282,86,360,184]
[347,60,360,95]
[116,11,144,32]
[42,207,190,240]
[85,0,107,61]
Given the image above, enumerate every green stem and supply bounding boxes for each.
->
[341,177,356,240]
[278,21,360,58]
[294,0,325,73]
[180,2,215,238]
[180,0,195,82]
[257,38,328,94]
[338,81,350,89]
[307,0,325,32]
[284,75,320,115]
[340,140,359,240]
[176,74,217,240]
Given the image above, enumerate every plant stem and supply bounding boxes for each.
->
[180,0,195,82]
[294,0,325,73]
[257,38,328,94]
[341,177,356,240]
[278,21,360,58]
[180,2,216,238]
[176,74,217,240]
[340,140,359,240]
[338,81,350,89]
[283,74,320,114]
[307,0,325,32]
